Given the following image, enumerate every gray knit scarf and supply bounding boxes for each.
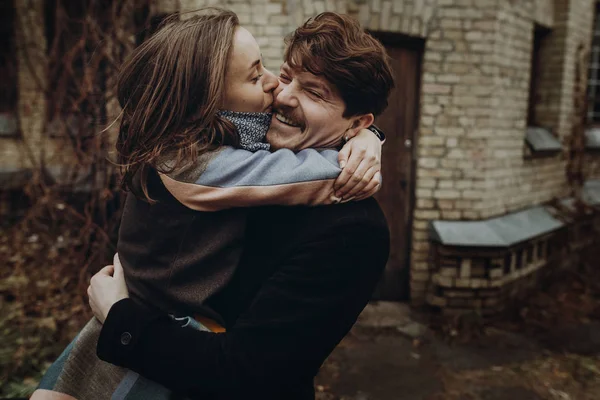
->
[218,110,272,152]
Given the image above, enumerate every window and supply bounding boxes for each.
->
[588,2,600,123]
[525,24,559,156]
[0,0,18,137]
[528,25,551,127]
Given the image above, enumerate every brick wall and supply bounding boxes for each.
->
[411,0,500,302]
[481,0,594,220]
[179,0,289,72]
[3,1,122,176]
[247,0,593,304]
[6,0,598,304]
[1,1,48,171]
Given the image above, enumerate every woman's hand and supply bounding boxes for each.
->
[334,128,382,201]
[88,253,129,324]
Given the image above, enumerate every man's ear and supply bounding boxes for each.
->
[347,113,375,137]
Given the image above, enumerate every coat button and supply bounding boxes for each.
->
[120,332,132,345]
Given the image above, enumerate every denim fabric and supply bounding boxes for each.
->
[33,317,209,400]
[170,315,211,332]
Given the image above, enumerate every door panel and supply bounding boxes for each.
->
[372,37,422,301]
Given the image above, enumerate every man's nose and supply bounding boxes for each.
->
[262,69,279,93]
[274,82,299,108]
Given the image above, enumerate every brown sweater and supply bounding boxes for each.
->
[118,169,248,321]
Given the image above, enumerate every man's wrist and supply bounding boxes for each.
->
[97,298,163,366]
[101,295,128,324]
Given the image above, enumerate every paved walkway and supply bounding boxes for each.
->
[314,302,600,400]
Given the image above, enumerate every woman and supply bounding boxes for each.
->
[113,11,383,323]
[32,9,385,400]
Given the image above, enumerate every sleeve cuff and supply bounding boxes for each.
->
[96,298,163,366]
[367,125,386,144]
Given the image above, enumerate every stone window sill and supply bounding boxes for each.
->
[585,127,600,151]
[524,126,562,158]
[429,180,600,248]
[0,167,32,189]
[429,205,563,248]
[0,112,19,138]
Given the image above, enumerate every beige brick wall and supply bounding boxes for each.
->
[534,0,554,27]
[4,1,108,174]
[411,0,500,302]
[179,0,289,73]
[283,0,592,304]
[418,0,593,303]
[1,1,48,171]
[6,0,598,304]
[481,0,594,219]
[223,0,561,303]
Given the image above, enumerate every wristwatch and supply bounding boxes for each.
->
[368,124,386,143]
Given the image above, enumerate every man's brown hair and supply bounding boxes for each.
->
[284,12,394,118]
[116,9,239,201]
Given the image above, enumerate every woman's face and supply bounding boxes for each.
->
[222,27,279,113]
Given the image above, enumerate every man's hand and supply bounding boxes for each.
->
[335,128,382,200]
[88,253,129,324]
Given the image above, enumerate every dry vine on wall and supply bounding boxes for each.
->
[567,43,589,203]
[0,0,152,396]
[552,42,598,220]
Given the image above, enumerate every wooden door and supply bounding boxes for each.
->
[372,34,423,301]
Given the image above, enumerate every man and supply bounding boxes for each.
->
[93,12,393,399]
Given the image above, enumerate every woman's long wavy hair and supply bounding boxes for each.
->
[116,9,239,201]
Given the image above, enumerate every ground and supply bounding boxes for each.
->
[1,218,600,399]
[315,292,600,400]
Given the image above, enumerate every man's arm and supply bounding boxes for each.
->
[97,206,389,398]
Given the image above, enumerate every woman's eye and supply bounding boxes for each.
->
[307,90,322,98]
[279,74,291,83]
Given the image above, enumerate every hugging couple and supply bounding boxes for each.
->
[33,8,395,400]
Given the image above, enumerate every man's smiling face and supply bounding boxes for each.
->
[266,63,352,151]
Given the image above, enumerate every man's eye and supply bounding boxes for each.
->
[252,74,263,83]
[307,90,322,98]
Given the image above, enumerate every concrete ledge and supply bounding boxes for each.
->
[0,167,32,189]
[583,180,600,204]
[525,126,562,153]
[0,113,18,137]
[585,127,600,150]
[430,181,600,249]
[429,206,564,248]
